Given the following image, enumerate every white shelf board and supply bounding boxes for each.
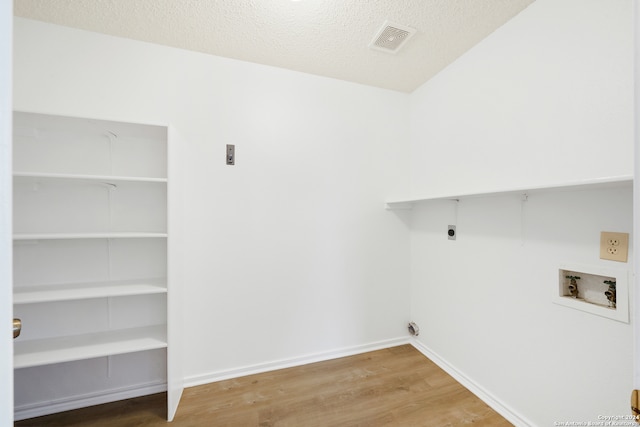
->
[14,325,167,369]
[385,175,633,210]
[13,172,167,184]
[14,232,168,240]
[14,279,167,304]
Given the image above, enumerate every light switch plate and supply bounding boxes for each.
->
[600,231,629,262]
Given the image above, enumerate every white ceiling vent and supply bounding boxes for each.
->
[369,20,416,54]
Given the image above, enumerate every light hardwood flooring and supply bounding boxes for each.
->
[15,345,513,426]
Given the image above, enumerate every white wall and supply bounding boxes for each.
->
[410,0,632,197]
[0,0,13,425]
[12,16,410,399]
[408,0,634,425]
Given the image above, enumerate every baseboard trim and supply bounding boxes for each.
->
[184,337,411,388]
[410,339,535,427]
[14,381,167,421]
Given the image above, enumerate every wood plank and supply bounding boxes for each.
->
[14,345,512,426]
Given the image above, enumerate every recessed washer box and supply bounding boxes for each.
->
[554,263,629,323]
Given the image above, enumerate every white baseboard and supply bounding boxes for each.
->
[14,381,167,421]
[184,337,411,388]
[410,339,535,427]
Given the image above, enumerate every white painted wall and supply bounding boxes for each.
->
[12,16,411,408]
[408,0,634,425]
[410,0,632,197]
[0,0,13,425]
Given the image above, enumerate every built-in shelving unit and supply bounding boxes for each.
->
[12,111,181,421]
[385,175,633,210]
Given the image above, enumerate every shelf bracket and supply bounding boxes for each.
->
[100,182,118,189]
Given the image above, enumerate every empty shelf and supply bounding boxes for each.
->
[14,279,167,304]
[14,232,168,240]
[14,325,167,369]
[13,172,167,183]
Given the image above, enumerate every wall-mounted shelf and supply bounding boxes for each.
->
[385,175,633,210]
[14,325,167,369]
[14,279,167,304]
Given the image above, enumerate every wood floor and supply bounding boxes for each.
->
[15,345,512,426]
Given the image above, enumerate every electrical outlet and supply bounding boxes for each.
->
[600,231,629,262]
[448,225,456,240]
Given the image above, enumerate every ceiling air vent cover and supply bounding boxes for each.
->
[369,20,416,54]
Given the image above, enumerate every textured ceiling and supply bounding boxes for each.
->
[13,0,535,93]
